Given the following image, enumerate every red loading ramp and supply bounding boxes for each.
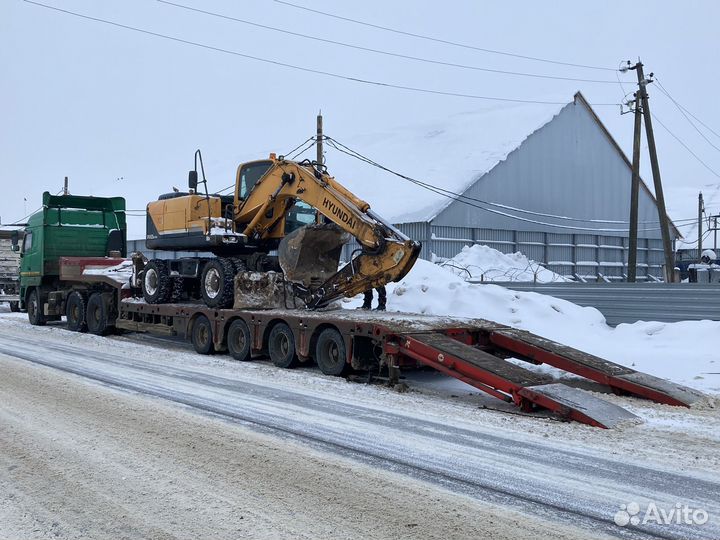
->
[395,332,638,429]
[486,327,706,407]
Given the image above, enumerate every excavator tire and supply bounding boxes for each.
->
[143,259,172,304]
[200,258,235,308]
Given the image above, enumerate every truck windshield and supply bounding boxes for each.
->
[239,161,272,199]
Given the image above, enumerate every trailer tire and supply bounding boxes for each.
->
[227,318,251,361]
[86,293,111,336]
[200,258,235,309]
[9,301,20,313]
[66,291,88,332]
[191,315,214,355]
[268,323,298,368]
[315,328,349,376]
[143,259,171,304]
[27,289,46,326]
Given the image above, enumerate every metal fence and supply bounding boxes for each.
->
[341,223,666,281]
[493,282,720,325]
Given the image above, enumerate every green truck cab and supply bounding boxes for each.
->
[17,192,127,326]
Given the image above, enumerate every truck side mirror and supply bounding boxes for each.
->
[10,231,19,251]
[188,170,198,191]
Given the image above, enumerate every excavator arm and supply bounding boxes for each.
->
[234,157,420,307]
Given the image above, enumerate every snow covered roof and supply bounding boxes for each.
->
[325,98,569,223]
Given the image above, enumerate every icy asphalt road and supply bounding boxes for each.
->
[0,316,718,539]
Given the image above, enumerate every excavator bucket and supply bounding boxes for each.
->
[278,223,349,288]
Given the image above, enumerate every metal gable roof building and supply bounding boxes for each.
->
[331,92,677,281]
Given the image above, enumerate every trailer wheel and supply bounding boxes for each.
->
[142,259,171,304]
[315,328,349,376]
[9,301,20,313]
[200,258,235,308]
[191,315,214,355]
[268,323,298,368]
[227,318,251,361]
[66,291,87,332]
[27,289,46,326]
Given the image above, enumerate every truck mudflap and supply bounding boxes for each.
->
[394,332,639,429]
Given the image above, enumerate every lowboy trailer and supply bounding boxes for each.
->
[44,256,706,430]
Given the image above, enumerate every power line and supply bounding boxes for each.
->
[325,136,694,226]
[654,78,720,153]
[325,137,682,233]
[274,0,618,72]
[23,1,621,107]
[159,0,622,85]
[651,112,720,180]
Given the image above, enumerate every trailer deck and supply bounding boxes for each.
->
[115,299,706,428]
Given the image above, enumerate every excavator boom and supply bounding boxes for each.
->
[234,157,421,307]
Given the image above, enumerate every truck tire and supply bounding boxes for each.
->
[66,291,88,332]
[191,315,214,355]
[143,259,171,304]
[200,258,235,308]
[9,301,20,313]
[315,328,349,376]
[86,293,111,336]
[27,289,46,326]
[227,318,251,361]
[268,323,298,368]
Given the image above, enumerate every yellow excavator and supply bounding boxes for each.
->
[142,151,420,309]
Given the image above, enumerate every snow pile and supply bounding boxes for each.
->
[345,259,720,394]
[439,244,567,283]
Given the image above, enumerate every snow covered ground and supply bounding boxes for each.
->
[343,258,720,395]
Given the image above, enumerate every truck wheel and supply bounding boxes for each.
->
[227,318,251,361]
[200,258,235,308]
[192,315,214,355]
[9,301,20,313]
[143,259,171,304]
[315,328,349,376]
[27,289,46,326]
[86,293,111,336]
[268,323,298,368]
[66,291,87,332]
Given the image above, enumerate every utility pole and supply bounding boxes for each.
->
[63,176,69,195]
[627,92,642,282]
[698,192,704,261]
[627,60,676,282]
[316,111,324,167]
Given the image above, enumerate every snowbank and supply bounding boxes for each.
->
[345,259,720,394]
[439,244,567,283]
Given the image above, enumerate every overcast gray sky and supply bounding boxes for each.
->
[3,0,719,241]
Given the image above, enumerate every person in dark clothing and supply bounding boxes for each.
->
[361,286,386,310]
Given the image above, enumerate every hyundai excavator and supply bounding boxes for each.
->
[142,151,421,309]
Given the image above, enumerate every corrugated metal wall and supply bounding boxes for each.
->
[495,282,720,325]
[341,223,665,280]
